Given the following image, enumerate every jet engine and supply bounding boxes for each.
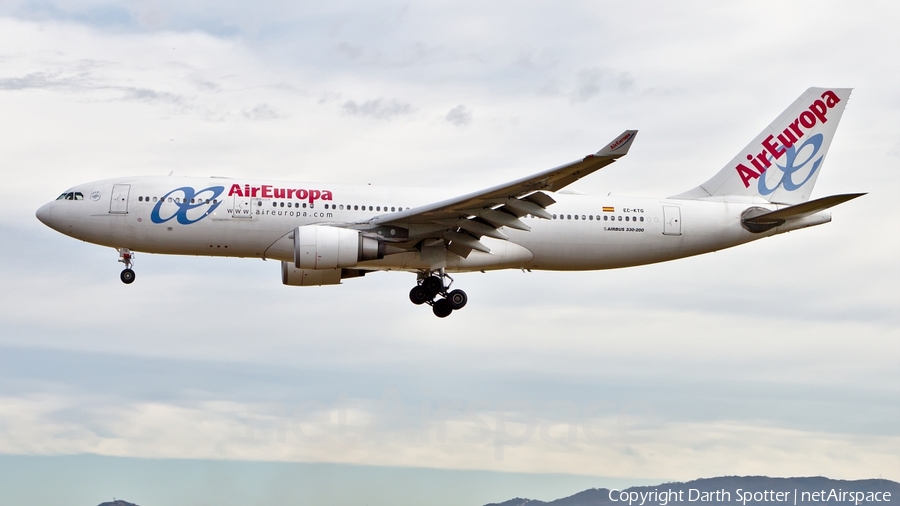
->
[281,262,367,286]
[294,225,384,270]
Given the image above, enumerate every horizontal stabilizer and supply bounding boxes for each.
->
[742,193,864,232]
[745,193,865,223]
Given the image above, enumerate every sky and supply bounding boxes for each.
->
[0,1,898,505]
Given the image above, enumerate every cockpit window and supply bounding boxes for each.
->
[55,192,84,201]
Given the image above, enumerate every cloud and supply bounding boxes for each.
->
[1,391,897,480]
[570,67,635,103]
[118,86,184,105]
[243,103,282,120]
[342,98,413,119]
[445,104,472,127]
[337,42,365,61]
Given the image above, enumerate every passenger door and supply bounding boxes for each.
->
[109,184,130,214]
[663,205,681,236]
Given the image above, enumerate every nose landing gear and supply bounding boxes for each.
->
[118,248,136,284]
[409,270,467,318]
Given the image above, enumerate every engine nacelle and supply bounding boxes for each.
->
[294,225,384,269]
[281,262,367,286]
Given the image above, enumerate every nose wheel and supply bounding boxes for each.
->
[120,268,136,284]
[409,270,467,317]
[117,248,136,284]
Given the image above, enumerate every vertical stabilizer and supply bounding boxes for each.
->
[671,88,851,204]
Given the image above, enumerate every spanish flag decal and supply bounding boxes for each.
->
[603,206,615,212]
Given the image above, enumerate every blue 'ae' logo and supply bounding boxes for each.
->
[150,186,225,225]
[758,133,823,196]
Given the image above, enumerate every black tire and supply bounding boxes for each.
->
[422,276,443,297]
[409,286,430,305]
[120,268,136,284]
[432,298,453,318]
[447,289,467,310]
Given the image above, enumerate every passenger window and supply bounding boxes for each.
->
[369,206,373,211]
[272,202,277,207]
[567,215,571,220]
[552,214,557,219]
[303,203,307,208]
[391,207,396,212]
[324,204,329,209]
[153,197,158,202]
[138,196,143,202]
[354,205,359,210]
[574,215,579,220]
[618,216,622,221]
[625,216,629,221]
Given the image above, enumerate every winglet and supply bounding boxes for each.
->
[592,130,638,158]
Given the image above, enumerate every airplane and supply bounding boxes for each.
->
[36,87,864,317]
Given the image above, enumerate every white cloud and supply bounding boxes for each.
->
[1,393,897,480]
[445,104,472,126]
[342,98,414,119]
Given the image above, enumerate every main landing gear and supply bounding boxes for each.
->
[408,270,467,318]
[117,247,136,284]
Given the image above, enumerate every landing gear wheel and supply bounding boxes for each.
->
[120,268,136,284]
[432,298,453,318]
[447,289,467,310]
[409,286,430,305]
[422,276,443,297]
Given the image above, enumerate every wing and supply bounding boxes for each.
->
[355,130,638,258]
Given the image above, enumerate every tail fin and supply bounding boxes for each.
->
[671,88,852,204]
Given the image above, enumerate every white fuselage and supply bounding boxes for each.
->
[35,175,831,274]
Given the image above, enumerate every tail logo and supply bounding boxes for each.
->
[736,90,841,189]
[758,133,823,195]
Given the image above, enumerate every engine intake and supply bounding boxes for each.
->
[294,225,384,269]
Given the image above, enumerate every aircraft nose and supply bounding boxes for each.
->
[36,202,55,227]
